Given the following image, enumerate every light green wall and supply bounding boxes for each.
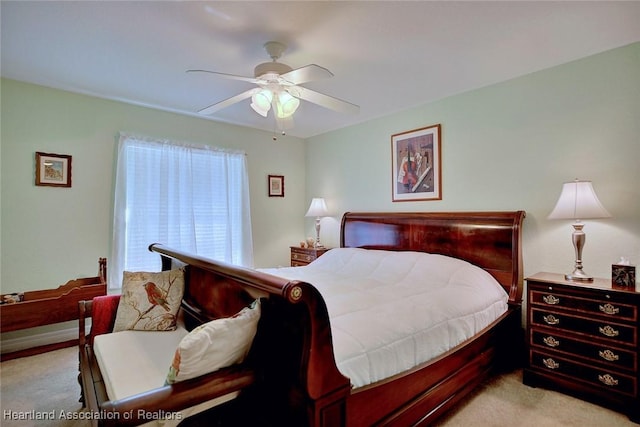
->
[1,43,638,347]
[1,79,306,294]
[306,42,640,282]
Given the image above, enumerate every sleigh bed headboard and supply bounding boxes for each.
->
[340,211,526,305]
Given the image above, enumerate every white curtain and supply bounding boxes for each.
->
[109,133,253,288]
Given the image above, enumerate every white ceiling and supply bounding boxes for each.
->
[2,1,639,138]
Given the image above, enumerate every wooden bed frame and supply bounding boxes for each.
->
[78,211,524,426]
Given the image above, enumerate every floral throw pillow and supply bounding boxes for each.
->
[166,299,261,384]
[113,269,185,332]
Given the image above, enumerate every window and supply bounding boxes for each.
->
[109,134,253,288]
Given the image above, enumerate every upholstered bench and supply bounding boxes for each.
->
[78,267,261,427]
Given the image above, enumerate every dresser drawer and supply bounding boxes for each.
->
[290,246,329,267]
[530,330,637,371]
[530,350,637,397]
[531,308,637,346]
[291,251,313,263]
[530,289,637,322]
[525,273,640,420]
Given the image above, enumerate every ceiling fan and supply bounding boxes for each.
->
[188,41,359,126]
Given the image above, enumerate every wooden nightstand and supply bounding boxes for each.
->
[523,272,639,422]
[290,246,329,267]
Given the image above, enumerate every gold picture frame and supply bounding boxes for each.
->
[35,152,72,187]
[391,124,441,202]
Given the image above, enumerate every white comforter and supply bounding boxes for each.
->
[259,247,508,388]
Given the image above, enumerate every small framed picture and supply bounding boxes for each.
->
[391,124,441,202]
[35,152,72,187]
[268,174,284,197]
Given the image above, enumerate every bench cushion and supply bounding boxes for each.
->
[94,328,188,400]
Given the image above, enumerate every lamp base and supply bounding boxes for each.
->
[565,269,594,282]
[314,217,323,249]
[565,222,594,282]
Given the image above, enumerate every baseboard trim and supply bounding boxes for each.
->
[1,326,79,358]
[1,339,77,361]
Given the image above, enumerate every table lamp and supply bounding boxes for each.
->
[548,179,611,281]
[305,198,328,248]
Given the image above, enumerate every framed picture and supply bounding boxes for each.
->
[35,152,72,187]
[268,174,284,197]
[612,264,635,287]
[391,124,441,202]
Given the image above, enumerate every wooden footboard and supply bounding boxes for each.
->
[148,244,352,426]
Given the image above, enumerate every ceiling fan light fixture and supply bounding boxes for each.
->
[250,89,273,117]
[275,91,300,119]
[250,102,268,117]
[191,40,360,122]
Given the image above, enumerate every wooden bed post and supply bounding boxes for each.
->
[281,281,351,426]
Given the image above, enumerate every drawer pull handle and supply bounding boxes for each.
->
[543,295,560,305]
[542,358,560,370]
[599,325,619,338]
[543,314,560,325]
[543,336,560,347]
[599,349,620,362]
[598,374,619,387]
[599,303,620,315]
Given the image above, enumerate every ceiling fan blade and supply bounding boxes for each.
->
[197,88,258,115]
[187,69,258,84]
[280,64,333,85]
[290,86,360,115]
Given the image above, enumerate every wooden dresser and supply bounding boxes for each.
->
[290,246,329,267]
[524,272,639,422]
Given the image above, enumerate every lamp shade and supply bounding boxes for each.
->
[305,198,328,217]
[275,91,300,119]
[548,180,611,220]
[250,89,273,117]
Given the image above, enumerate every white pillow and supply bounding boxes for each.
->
[166,299,261,384]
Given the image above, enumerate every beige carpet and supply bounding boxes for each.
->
[432,368,634,427]
[1,347,90,427]
[0,346,635,426]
